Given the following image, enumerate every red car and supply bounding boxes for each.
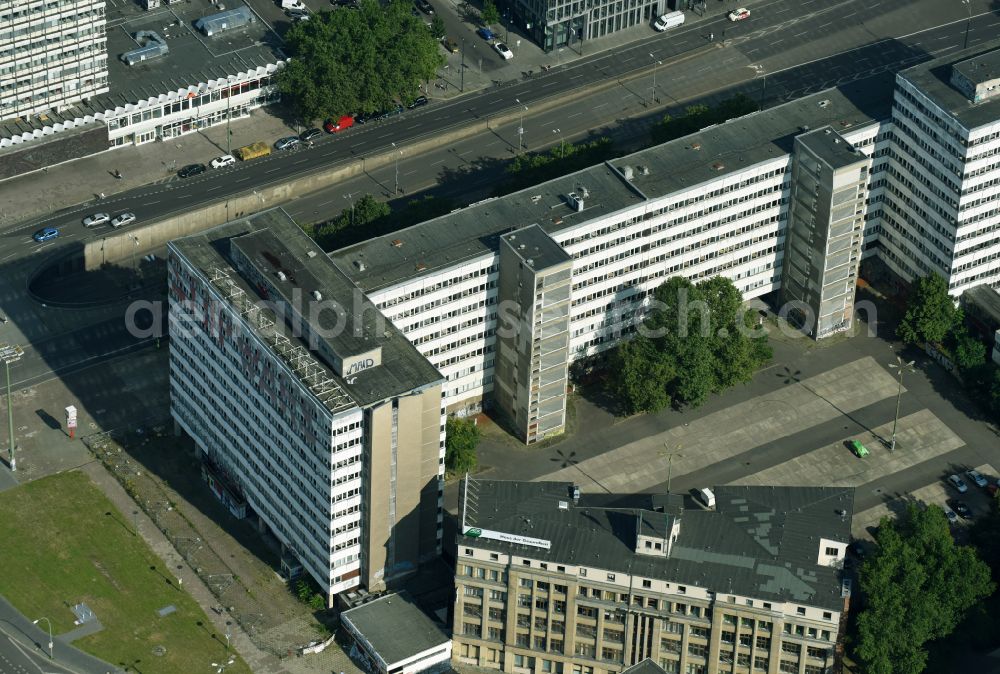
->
[324,115,355,133]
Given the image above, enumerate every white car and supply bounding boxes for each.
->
[111,212,136,228]
[728,7,750,21]
[82,212,110,227]
[943,507,958,525]
[494,42,514,60]
[210,154,236,169]
[947,474,968,494]
[966,469,988,488]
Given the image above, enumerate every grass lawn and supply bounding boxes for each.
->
[0,471,251,674]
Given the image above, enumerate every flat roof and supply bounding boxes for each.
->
[459,480,855,612]
[341,592,449,667]
[0,0,283,137]
[502,224,573,271]
[796,126,868,170]
[332,79,890,293]
[898,41,1000,129]
[952,49,1000,88]
[170,209,443,410]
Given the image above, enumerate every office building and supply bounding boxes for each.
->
[328,42,1000,442]
[167,210,445,603]
[505,0,667,52]
[875,46,1000,295]
[0,0,110,119]
[0,0,282,150]
[452,478,853,674]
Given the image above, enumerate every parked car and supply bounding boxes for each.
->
[178,163,206,178]
[407,96,429,109]
[950,500,972,519]
[728,6,750,21]
[442,37,460,53]
[848,440,869,458]
[324,115,355,133]
[300,128,322,142]
[210,154,236,168]
[943,506,958,525]
[947,474,969,494]
[33,227,59,242]
[966,469,988,488]
[275,136,302,150]
[477,26,494,40]
[82,212,110,227]
[111,212,136,228]
[286,6,309,16]
[292,13,310,21]
[494,41,514,60]
[414,0,433,13]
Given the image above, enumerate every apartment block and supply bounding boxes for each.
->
[0,0,109,119]
[452,479,853,674]
[167,210,445,602]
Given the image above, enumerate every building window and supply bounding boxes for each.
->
[642,579,652,588]
[520,578,533,588]
[754,657,769,671]
[822,611,832,620]
[465,548,473,556]
[796,607,806,616]
[464,623,482,637]
[687,643,707,657]
[523,560,531,566]
[756,636,771,650]
[825,547,838,556]
[607,573,616,581]
[490,553,499,560]
[678,585,687,594]
[779,661,798,674]
[721,631,735,644]
[807,646,828,659]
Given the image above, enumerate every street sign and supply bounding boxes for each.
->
[66,405,77,439]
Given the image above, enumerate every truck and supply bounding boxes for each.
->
[234,141,271,161]
[653,10,685,31]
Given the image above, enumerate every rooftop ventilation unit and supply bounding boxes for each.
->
[276,271,287,281]
[711,162,726,171]
[620,165,634,181]
[818,99,830,108]
[558,500,568,510]
[312,290,323,301]
[195,6,255,37]
[636,166,649,176]
[391,239,403,248]
[566,192,584,212]
[353,260,366,271]
[120,31,169,66]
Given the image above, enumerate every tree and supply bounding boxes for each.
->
[445,417,480,474]
[429,14,446,39]
[480,0,500,27]
[650,95,757,144]
[897,273,961,345]
[610,337,673,414]
[951,326,987,372]
[278,0,443,122]
[311,194,390,249]
[856,503,994,674]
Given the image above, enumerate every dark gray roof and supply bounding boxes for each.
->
[341,592,448,667]
[502,224,573,271]
[170,209,443,409]
[796,126,868,170]
[898,42,1000,130]
[459,480,854,612]
[962,284,1000,324]
[331,82,889,293]
[622,660,668,674]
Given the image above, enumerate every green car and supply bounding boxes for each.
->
[849,440,870,458]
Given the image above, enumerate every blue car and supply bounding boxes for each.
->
[477,26,494,40]
[33,227,59,242]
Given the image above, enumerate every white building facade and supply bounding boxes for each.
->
[0,0,109,119]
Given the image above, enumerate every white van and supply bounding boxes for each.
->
[698,487,716,509]
[280,0,306,9]
[653,10,685,31]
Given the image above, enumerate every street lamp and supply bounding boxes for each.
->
[649,53,662,106]
[1,343,23,472]
[962,0,971,49]
[33,617,53,659]
[225,621,232,650]
[552,128,564,159]
[460,37,466,92]
[212,655,236,673]
[887,356,916,452]
[516,98,528,154]
[391,142,401,195]
[343,192,355,226]
[659,443,683,494]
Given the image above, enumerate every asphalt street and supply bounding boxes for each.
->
[6,0,998,240]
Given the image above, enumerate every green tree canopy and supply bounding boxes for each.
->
[610,276,772,413]
[857,503,994,674]
[897,273,961,345]
[650,95,758,144]
[278,0,443,122]
[480,0,500,27]
[951,326,987,372]
[445,417,481,474]
[311,194,390,249]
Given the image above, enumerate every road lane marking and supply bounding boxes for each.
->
[142,201,160,206]
[568,112,584,118]
[265,167,283,174]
